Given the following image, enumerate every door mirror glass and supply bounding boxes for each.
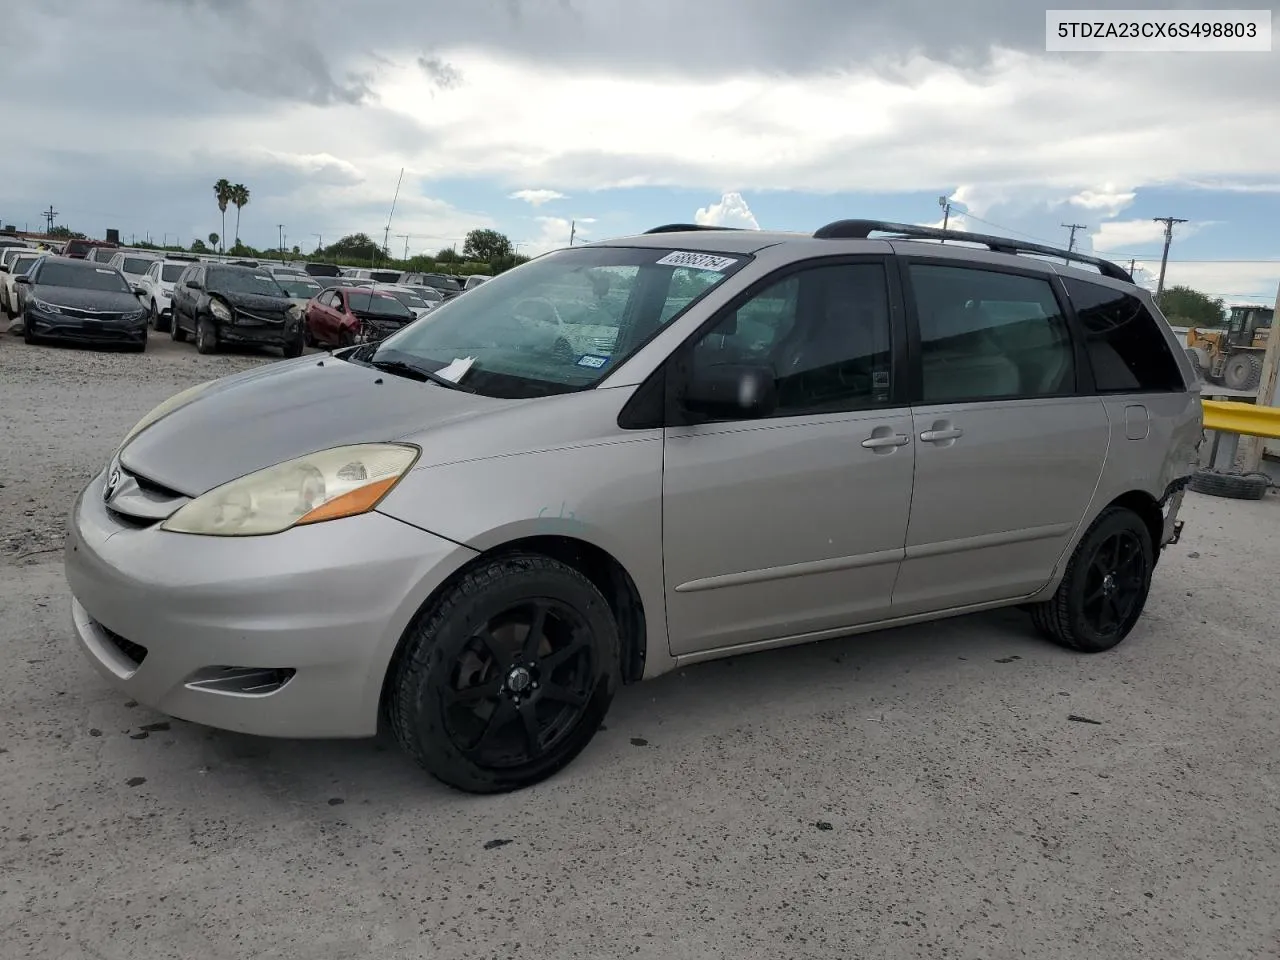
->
[15,274,30,284]
[682,361,778,419]
[186,279,201,289]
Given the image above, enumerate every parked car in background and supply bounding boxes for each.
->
[169,262,305,357]
[315,276,374,290]
[401,271,463,299]
[302,262,342,278]
[135,255,199,332]
[0,248,45,317]
[107,250,162,287]
[401,284,445,307]
[371,284,438,319]
[274,273,324,312]
[304,284,415,347]
[17,256,148,350]
[463,275,490,291]
[342,267,404,284]
[62,239,118,260]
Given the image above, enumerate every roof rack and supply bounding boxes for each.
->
[643,223,745,235]
[812,218,1133,282]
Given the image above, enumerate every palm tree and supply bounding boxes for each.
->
[212,179,232,253]
[230,184,250,249]
[209,232,219,250]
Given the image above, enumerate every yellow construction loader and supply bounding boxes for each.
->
[1186,305,1273,391]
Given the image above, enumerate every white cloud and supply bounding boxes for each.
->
[521,215,597,255]
[1141,261,1279,306]
[1067,184,1136,218]
[508,189,568,206]
[1090,219,1212,254]
[694,192,760,229]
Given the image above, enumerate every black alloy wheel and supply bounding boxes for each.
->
[1030,506,1154,653]
[170,306,187,341]
[195,316,218,354]
[390,555,620,793]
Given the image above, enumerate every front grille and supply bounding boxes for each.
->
[235,309,285,324]
[129,469,184,500]
[56,306,133,321]
[98,622,148,667]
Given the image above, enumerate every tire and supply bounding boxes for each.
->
[1029,506,1154,653]
[170,309,187,342]
[338,328,354,348]
[22,320,37,345]
[128,328,148,353]
[1222,352,1262,391]
[148,300,158,330]
[1188,469,1269,500]
[303,322,315,348]
[282,328,304,358]
[389,554,620,794]
[195,316,218,354]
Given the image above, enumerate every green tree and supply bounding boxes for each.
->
[212,178,232,253]
[47,225,87,240]
[190,238,208,253]
[291,245,301,255]
[1157,285,1225,327]
[208,232,219,250]
[435,247,462,264]
[463,228,513,263]
[323,233,380,260]
[230,183,250,246]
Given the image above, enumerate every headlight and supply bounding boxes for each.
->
[126,308,147,321]
[287,303,302,321]
[160,443,420,537]
[31,298,62,314]
[118,380,215,451]
[209,299,233,322]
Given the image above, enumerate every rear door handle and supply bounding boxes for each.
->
[920,427,963,442]
[861,433,910,449]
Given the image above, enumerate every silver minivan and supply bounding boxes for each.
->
[64,220,1202,793]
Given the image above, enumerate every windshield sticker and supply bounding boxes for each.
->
[434,356,476,382]
[577,354,610,369]
[654,251,739,272]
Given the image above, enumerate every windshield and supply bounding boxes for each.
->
[209,267,285,296]
[381,289,432,311]
[121,257,153,275]
[423,275,462,292]
[12,256,40,274]
[369,246,744,398]
[36,262,131,293]
[406,285,444,302]
[347,291,413,318]
[161,264,186,282]
[277,277,322,298]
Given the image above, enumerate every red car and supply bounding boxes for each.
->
[303,285,417,347]
[61,238,118,260]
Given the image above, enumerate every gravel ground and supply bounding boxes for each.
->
[2,334,1279,960]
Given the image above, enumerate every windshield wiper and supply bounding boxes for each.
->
[369,357,477,393]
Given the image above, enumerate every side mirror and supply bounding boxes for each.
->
[15,274,30,284]
[680,361,778,420]
[185,279,201,289]
[0,264,8,273]
[133,285,147,297]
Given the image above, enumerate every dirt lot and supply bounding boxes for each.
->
[2,335,1279,960]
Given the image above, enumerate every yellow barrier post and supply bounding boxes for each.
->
[1232,281,1280,472]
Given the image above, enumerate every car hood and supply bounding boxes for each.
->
[119,354,513,496]
[31,284,139,311]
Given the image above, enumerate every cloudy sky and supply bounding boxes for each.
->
[1,0,1277,303]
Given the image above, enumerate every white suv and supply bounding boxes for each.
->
[136,257,199,333]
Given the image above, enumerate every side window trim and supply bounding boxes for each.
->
[655,254,908,426]
[896,255,1083,405]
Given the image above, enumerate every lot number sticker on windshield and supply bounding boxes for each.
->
[577,354,610,369]
[654,251,739,272]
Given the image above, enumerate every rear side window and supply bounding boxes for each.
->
[1063,278,1185,393]
[908,264,1075,403]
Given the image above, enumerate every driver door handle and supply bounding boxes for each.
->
[920,427,963,442]
[861,433,910,449]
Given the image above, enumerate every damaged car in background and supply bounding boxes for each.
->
[168,261,305,357]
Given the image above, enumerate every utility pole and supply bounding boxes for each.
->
[569,220,576,246]
[938,195,952,230]
[1129,258,1136,275]
[277,224,284,257]
[43,205,57,234]
[1060,222,1087,263]
[1152,216,1187,300]
[397,233,410,260]
[1233,280,1280,473]
[313,234,323,255]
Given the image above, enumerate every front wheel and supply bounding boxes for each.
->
[282,327,305,358]
[1029,506,1154,653]
[170,308,187,342]
[195,316,218,354]
[389,554,620,794]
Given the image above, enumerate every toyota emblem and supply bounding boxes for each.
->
[103,466,121,501]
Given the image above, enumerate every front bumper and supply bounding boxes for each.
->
[220,314,300,346]
[64,469,475,738]
[26,306,148,344]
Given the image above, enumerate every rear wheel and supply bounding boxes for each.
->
[389,554,620,794]
[195,316,218,354]
[1029,506,1154,653]
[1222,352,1262,391]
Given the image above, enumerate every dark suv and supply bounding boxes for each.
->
[170,262,305,356]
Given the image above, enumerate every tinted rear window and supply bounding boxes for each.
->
[1063,278,1186,393]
